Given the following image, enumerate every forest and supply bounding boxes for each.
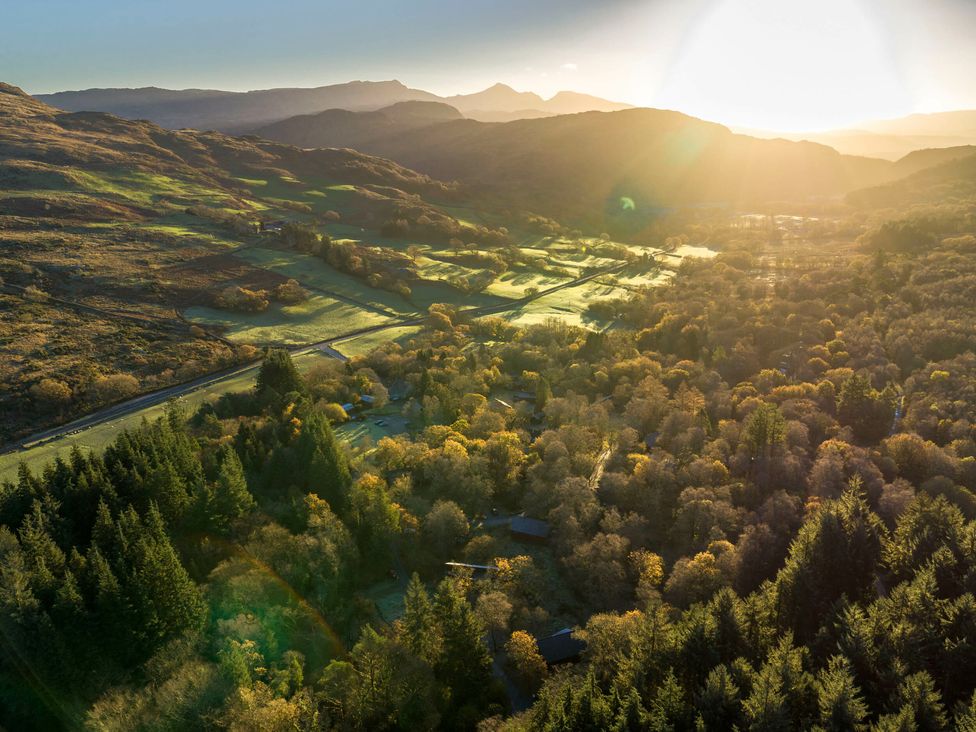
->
[4,209,976,730]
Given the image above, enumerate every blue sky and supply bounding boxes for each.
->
[4,0,976,130]
[3,0,640,94]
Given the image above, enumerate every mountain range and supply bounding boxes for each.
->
[36,80,632,131]
[19,78,976,226]
[253,105,903,221]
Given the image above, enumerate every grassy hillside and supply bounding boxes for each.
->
[0,82,495,441]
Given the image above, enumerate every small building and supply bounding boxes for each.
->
[512,390,536,402]
[509,516,550,544]
[536,628,585,666]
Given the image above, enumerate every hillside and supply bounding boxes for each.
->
[35,80,631,130]
[249,101,464,150]
[0,82,472,440]
[890,145,976,178]
[333,108,898,223]
[848,148,976,208]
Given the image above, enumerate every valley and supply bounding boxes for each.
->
[5,36,976,726]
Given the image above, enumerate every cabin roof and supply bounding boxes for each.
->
[510,516,550,539]
[536,628,585,665]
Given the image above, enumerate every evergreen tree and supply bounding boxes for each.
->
[118,504,205,659]
[895,671,948,732]
[773,487,886,642]
[256,348,306,398]
[196,445,255,534]
[400,573,442,666]
[433,577,492,708]
[815,655,869,731]
[697,664,743,730]
[302,413,352,507]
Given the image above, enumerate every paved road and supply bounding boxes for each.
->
[1,259,630,456]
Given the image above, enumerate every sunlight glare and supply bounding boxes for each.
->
[651,0,913,131]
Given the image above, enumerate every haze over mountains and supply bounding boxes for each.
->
[36,80,632,131]
[743,110,976,160]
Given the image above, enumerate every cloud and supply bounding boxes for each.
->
[561,63,578,72]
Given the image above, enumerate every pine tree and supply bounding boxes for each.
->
[697,665,743,730]
[896,671,948,732]
[815,655,869,731]
[302,413,352,507]
[400,573,442,666]
[120,504,205,657]
[773,487,886,642]
[257,348,305,397]
[433,577,492,705]
[204,445,255,533]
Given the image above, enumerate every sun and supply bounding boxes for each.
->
[647,0,913,131]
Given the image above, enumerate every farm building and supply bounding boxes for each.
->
[536,628,585,666]
[510,516,550,544]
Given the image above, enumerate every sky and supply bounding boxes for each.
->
[3,0,976,131]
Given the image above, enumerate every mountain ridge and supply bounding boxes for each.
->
[36,80,632,131]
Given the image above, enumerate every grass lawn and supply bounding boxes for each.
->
[185,294,393,346]
[362,578,407,624]
[335,412,411,451]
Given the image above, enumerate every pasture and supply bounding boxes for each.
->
[185,294,393,346]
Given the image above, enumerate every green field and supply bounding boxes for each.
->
[186,294,393,345]
[413,255,485,284]
[505,279,630,328]
[483,268,572,299]
[233,247,417,315]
